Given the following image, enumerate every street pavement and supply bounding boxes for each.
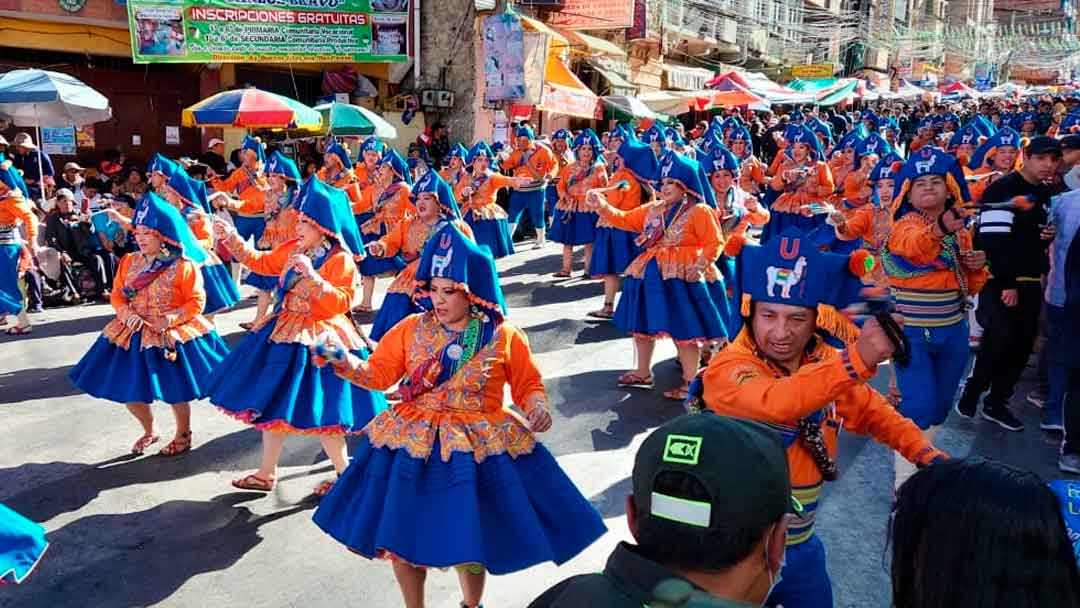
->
[0,242,1069,608]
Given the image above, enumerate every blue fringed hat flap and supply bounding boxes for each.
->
[701,142,740,176]
[869,152,904,183]
[783,124,825,160]
[660,152,712,207]
[166,169,212,214]
[740,227,869,311]
[133,192,207,264]
[378,149,413,185]
[148,153,180,178]
[266,151,302,181]
[325,140,353,170]
[641,125,667,146]
[415,222,506,320]
[294,177,364,256]
[616,138,660,184]
[361,136,386,155]
[241,135,265,163]
[892,146,971,219]
[412,170,462,218]
[968,127,1021,169]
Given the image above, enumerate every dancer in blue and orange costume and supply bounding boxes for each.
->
[728,125,769,198]
[162,167,241,317]
[908,117,937,154]
[0,158,37,335]
[945,122,984,176]
[829,151,904,286]
[881,147,988,489]
[826,129,864,207]
[808,117,835,157]
[242,151,302,327]
[761,123,835,243]
[700,142,769,338]
[69,193,230,455]
[586,136,659,320]
[356,149,414,313]
[455,142,530,260]
[506,125,558,249]
[368,170,474,342]
[700,227,946,608]
[211,135,269,245]
[549,129,608,278]
[0,503,48,586]
[207,177,387,495]
[546,129,574,219]
[966,127,1022,204]
[351,137,387,312]
[585,152,728,400]
[438,143,469,187]
[310,223,606,608]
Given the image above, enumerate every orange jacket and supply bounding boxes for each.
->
[213,167,267,216]
[454,171,514,220]
[768,161,834,213]
[598,200,723,282]
[0,194,37,242]
[556,161,608,213]
[375,217,474,295]
[336,313,548,462]
[362,183,414,236]
[506,143,558,188]
[885,212,988,293]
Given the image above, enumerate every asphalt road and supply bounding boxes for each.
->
[0,243,1068,608]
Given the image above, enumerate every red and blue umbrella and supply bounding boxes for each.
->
[181,87,321,129]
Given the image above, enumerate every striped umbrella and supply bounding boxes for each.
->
[181,88,322,129]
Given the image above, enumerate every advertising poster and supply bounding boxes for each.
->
[482,11,526,103]
[41,127,76,156]
[127,0,411,64]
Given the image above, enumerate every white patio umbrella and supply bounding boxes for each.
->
[0,69,112,203]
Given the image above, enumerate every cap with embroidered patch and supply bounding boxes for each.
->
[632,413,802,532]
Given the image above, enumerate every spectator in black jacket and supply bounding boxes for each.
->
[956,137,1062,431]
[42,189,84,302]
[197,138,229,179]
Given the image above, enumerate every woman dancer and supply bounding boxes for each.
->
[455,142,529,259]
[762,124,835,243]
[585,153,728,400]
[69,193,230,455]
[208,178,387,495]
[0,159,37,335]
[311,223,606,608]
[438,143,469,186]
[549,129,608,278]
[368,170,473,341]
[586,137,658,319]
[356,150,414,313]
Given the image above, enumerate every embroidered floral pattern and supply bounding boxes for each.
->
[103,255,213,350]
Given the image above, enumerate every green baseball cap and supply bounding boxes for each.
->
[633,413,803,531]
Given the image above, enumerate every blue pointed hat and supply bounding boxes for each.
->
[325,140,353,170]
[415,222,506,321]
[728,125,752,144]
[789,110,805,125]
[892,146,971,219]
[665,127,686,147]
[917,117,937,132]
[466,141,495,164]
[241,135,265,163]
[611,122,637,143]
[882,117,900,133]
[447,143,469,160]
[361,136,386,155]
[412,170,462,218]
[266,151,302,181]
[857,133,890,157]
[294,176,364,256]
[377,149,413,185]
[697,132,723,156]
[0,157,28,198]
[783,124,825,160]
[972,115,995,137]
[660,152,715,208]
[616,138,660,184]
[641,125,667,146]
[166,169,211,214]
[869,152,904,183]
[968,127,1021,169]
[808,117,834,145]
[133,192,207,264]
[701,142,740,176]
[148,153,180,178]
[551,129,572,142]
[516,125,535,140]
[836,129,864,151]
[947,123,983,150]
[573,128,603,151]
[861,110,880,129]
[740,227,870,311]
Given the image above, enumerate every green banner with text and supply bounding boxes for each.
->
[127,0,410,64]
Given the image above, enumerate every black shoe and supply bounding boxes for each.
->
[955,393,979,419]
[982,405,1024,432]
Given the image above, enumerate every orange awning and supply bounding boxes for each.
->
[538,52,599,119]
[693,89,768,111]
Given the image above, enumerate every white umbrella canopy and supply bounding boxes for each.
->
[0,69,112,127]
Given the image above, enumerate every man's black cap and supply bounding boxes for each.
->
[1027,136,1063,156]
[632,413,802,533]
[1061,135,1080,151]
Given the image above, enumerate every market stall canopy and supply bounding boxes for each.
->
[661,63,716,91]
[0,69,111,127]
[815,79,858,106]
[538,52,599,119]
[888,79,933,100]
[559,30,626,58]
[312,102,397,139]
[637,90,702,115]
[787,78,840,94]
[601,95,656,121]
[182,88,322,129]
[695,88,769,111]
[708,71,814,105]
[940,81,977,98]
[586,58,636,96]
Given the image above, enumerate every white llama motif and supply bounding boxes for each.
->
[766,256,808,299]
[915,154,936,174]
[431,247,454,277]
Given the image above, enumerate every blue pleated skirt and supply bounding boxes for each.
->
[312,435,606,575]
[0,242,23,315]
[614,259,729,343]
[465,215,515,259]
[69,331,230,404]
[370,292,420,342]
[548,210,597,246]
[243,271,279,291]
[0,504,48,585]
[207,319,387,433]
[759,210,826,244]
[201,263,241,314]
[232,215,266,244]
[589,227,642,276]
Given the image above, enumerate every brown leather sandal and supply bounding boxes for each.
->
[232,474,276,492]
[159,432,192,456]
[131,433,161,455]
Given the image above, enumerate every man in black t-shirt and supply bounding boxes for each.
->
[956,136,1061,431]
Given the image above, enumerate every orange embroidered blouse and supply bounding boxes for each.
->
[335,312,548,462]
[454,171,514,221]
[258,193,299,250]
[506,144,559,190]
[376,217,474,295]
[213,167,267,217]
[103,253,214,350]
[597,199,724,282]
[556,162,608,213]
[0,194,38,242]
[227,237,364,348]
[768,160,835,213]
[361,183,414,236]
[596,168,646,229]
[317,167,365,215]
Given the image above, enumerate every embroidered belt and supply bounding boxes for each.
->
[891,288,963,327]
[787,483,823,545]
[0,224,18,245]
